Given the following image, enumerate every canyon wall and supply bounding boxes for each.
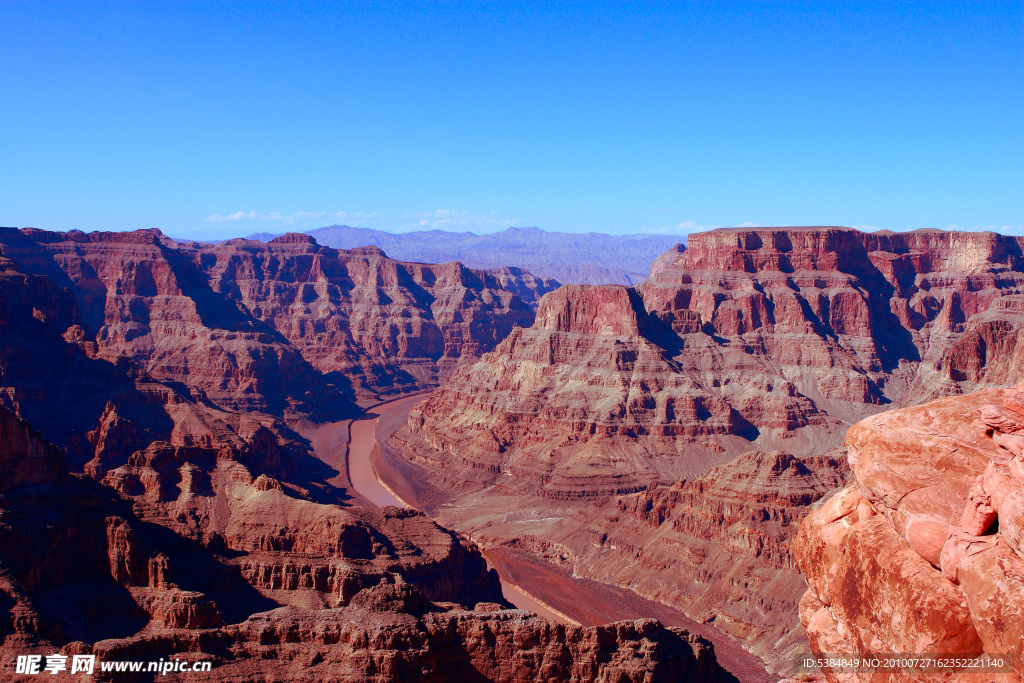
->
[0,350,734,682]
[393,226,1024,673]
[0,227,543,410]
[196,234,539,398]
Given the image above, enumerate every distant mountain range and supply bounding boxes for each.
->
[243,226,684,285]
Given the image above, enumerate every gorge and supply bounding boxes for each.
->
[389,226,1024,675]
[2,224,1023,680]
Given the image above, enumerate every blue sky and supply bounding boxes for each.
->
[1,1,1021,239]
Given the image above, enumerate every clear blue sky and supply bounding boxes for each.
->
[1,1,1021,239]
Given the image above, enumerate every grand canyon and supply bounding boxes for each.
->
[2,224,1023,681]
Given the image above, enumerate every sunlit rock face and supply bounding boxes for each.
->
[795,383,1024,682]
[0,227,540,411]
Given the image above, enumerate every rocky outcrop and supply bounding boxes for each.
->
[68,606,737,683]
[398,284,762,501]
[794,383,1024,682]
[393,227,1024,673]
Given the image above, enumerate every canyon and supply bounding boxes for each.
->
[3,223,1024,680]
[0,401,737,681]
[0,226,740,680]
[390,226,1024,675]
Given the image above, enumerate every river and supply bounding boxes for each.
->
[344,396,578,624]
[339,393,773,683]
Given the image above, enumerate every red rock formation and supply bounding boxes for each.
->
[398,284,762,502]
[403,227,1024,502]
[644,227,1024,406]
[0,227,538,409]
[486,265,562,305]
[942,294,1024,389]
[795,383,1024,682]
[0,242,231,474]
[74,608,736,682]
[0,224,547,475]
[392,227,1024,673]
[196,234,536,398]
[1,227,340,416]
[0,373,734,682]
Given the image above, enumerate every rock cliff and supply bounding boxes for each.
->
[393,226,1024,673]
[0,238,296,476]
[403,227,1024,500]
[794,383,1024,682]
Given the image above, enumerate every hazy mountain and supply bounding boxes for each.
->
[246,226,684,285]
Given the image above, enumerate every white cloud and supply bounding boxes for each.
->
[204,211,257,223]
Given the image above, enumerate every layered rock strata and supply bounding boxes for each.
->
[0,227,541,408]
[0,241,307,476]
[393,227,1024,672]
[0,224,550,478]
[485,265,562,305]
[197,234,538,397]
[0,374,734,682]
[79,609,735,682]
[404,228,1024,500]
[795,383,1024,682]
